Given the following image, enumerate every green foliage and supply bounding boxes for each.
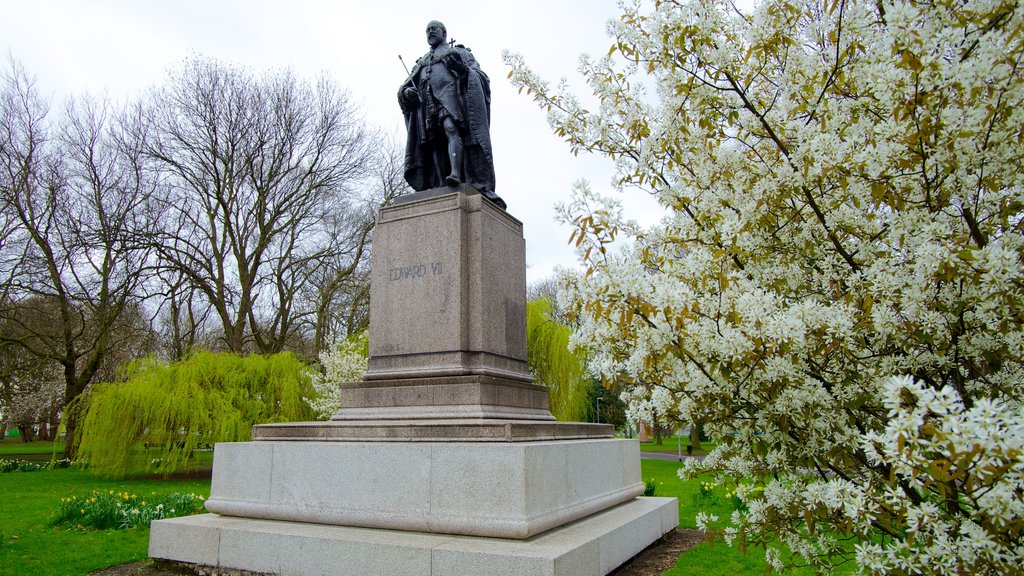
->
[587,380,627,427]
[76,351,315,476]
[695,480,719,505]
[53,489,205,530]
[692,479,754,512]
[526,297,589,421]
[643,477,658,496]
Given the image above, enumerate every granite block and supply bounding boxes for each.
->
[151,497,679,576]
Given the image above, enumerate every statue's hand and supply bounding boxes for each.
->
[401,86,419,106]
[443,51,467,74]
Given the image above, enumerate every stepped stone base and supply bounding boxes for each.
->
[150,497,679,576]
[331,375,556,422]
[203,439,640,539]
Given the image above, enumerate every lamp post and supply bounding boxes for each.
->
[595,397,602,424]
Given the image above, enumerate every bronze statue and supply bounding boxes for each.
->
[398,21,505,209]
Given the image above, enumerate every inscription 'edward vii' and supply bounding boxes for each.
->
[389,262,442,281]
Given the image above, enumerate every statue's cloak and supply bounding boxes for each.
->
[399,46,496,195]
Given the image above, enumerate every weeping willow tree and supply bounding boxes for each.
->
[526,298,589,421]
[75,351,315,477]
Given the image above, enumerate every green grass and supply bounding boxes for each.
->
[0,467,210,576]
[641,459,858,575]
[0,439,215,477]
[636,436,715,455]
[0,439,65,457]
[640,459,735,528]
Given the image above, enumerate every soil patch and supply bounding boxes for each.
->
[610,528,705,575]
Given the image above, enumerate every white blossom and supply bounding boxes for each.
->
[507,0,1024,573]
[308,331,368,418]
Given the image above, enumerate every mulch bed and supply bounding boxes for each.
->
[609,529,705,575]
[92,528,705,576]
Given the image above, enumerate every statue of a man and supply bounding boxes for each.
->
[398,21,505,209]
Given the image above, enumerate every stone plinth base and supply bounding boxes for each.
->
[150,497,679,576]
[254,419,613,442]
[203,439,640,539]
[331,375,555,421]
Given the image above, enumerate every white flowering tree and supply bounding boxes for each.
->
[308,330,368,418]
[506,0,1024,573]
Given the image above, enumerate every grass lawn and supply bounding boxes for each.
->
[0,467,210,576]
[0,439,66,457]
[636,436,715,456]
[641,459,858,575]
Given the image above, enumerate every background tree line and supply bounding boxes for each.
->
[0,56,407,455]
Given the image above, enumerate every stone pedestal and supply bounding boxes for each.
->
[149,187,677,575]
[364,186,529,383]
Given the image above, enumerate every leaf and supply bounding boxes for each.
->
[957,248,977,263]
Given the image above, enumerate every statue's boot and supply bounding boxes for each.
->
[482,190,507,210]
[446,148,463,188]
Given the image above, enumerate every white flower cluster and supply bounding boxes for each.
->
[308,331,368,418]
[508,0,1024,572]
[854,376,1024,574]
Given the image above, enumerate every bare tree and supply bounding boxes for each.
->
[304,140,408,354]
[144,57,381,355]
[153,265,214,360]
[0,59,155,457]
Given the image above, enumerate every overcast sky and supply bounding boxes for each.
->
[1,0,664,285]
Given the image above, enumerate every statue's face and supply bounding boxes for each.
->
[426,21,446,48]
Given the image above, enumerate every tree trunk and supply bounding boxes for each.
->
[62,413,77,459]
[653,409,663,446]
[689,419,702,453]
[61,371,88,460]
[222,319,247,354]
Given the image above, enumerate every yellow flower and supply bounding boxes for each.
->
[80,509,85,514]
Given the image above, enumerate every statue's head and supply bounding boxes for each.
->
[426,21,447,48]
